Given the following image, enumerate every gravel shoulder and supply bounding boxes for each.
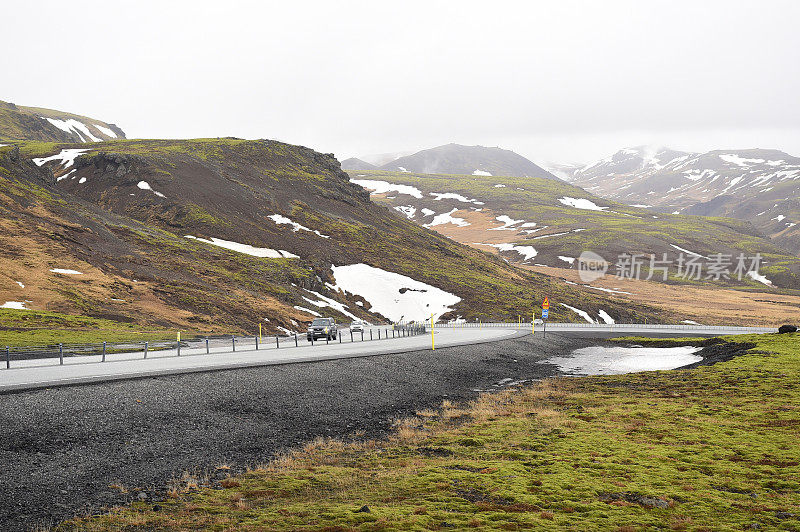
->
[0,332,588,530]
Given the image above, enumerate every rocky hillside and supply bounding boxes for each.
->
[376,143,560,180]
[0,100,125,143]
[346,169,800,290]
[565,146,800,254]
[0,139,667,332]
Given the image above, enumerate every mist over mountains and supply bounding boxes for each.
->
[343,143,559,180]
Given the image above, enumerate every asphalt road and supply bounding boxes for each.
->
[0,324,772,393]
[0,331,580,531]
[0,326,522,393]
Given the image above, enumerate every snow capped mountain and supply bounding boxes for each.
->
[568,146,800,254]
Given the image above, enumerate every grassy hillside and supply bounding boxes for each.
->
[0,139,669,335]
[0,100,124,142]
[61,332,800,530]
[349,169,800,290]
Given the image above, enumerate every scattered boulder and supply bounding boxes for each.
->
[778,324,797,334]
[354,505,370,513]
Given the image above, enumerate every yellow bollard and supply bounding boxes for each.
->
[259,322,262,342]
[177,331,181,342]
[532,313,535,335]
[431,314,435,350]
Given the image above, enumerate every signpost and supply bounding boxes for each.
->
[542,297,550,338]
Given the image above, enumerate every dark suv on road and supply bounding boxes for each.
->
[307,317,338,341]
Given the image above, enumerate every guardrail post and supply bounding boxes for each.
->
[102,341,106,362]
[350,330,353,342]
[326,334,329,345]
[144,341,149,359]
[205,338,210,354]
[276,336,279,349]
[255,336,259,350]
[338,332,341,343]
[5,346,9,369]
[295,333,298,347]
[370,330,373,340]
[177,340,181,357]
[59,343,63,365]
[232,337,236,352]
[378,329,381,340]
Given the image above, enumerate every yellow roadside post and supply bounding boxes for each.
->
[532,312,535,334]
[431,314,435,350]
[259,322,262,342]
[177,331,181,342]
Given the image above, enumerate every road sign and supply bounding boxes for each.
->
[542,297,550,310]
[542,308,549,320]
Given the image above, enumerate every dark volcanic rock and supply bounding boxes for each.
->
[778,324,797,334]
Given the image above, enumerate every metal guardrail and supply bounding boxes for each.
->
[1,324,427,370]
[433,321,776,333]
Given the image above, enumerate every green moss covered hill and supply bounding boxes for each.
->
[351,169,800,290]
[0,139,667,341]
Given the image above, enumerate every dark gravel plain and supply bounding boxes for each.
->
[0,332,590,531]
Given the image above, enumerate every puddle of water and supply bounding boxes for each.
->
[545,346,702,376]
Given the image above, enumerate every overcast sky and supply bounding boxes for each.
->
[5,0,800,164]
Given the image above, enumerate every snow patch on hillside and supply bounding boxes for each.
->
[1,301,28,310]
[746,271,773,286]
[349,178,423,198]
[93,124,117,138]
[301,289,359,320]
[268,214,330,238]
[33,148,90,168]
[185,236,298,258]
[294,305,321,317]
[719,154,765,166]
[560,303,596,323]
[475,243,538,262]
[423,208,470,228]
[394,205,416,219]
[429,192,484,205]
[50,268,83,275]
[137,181,166,198]
[598,310,615,324]
[558,197,607,211]
[490,215,524,230]
[42,118,101,142]
[331,263,461,322]
[669,244,706,258]
[473,169,492,176]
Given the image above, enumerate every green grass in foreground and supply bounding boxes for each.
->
[62,333,800,530]
[0,309,186,346]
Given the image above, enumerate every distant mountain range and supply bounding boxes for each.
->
[0,100,125,143]
[343,143,560,180]
[347,169,800,291]
[561,146,800,254]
